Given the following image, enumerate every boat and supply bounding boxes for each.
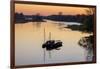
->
[42,28,63,62]
[42,40,62,51]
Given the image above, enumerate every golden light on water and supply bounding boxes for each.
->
[15,3,94,65]
[15,21,91,65]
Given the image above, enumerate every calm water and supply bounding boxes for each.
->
[15,20,92,66]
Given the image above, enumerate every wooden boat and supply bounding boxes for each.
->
[42,28,63,62]
[42,40,62,51]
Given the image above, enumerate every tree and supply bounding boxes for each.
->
[82,8,95,33]
[58,12,63,16]
[85,8,95,15]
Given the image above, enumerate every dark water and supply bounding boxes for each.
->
[15,20,93,66]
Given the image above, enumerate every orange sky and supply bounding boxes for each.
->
[15,3,90,16]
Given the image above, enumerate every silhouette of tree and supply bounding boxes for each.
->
[36,13,40,16]
[58,12,63,16]
[85,8,95,15]
[15,12,26,23]
[78,8,95,60]
[82,8,95,33]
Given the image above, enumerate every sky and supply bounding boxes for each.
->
[15,3,91,16]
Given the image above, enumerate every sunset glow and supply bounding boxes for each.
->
[15,2,95,66]
[15,3,90,16]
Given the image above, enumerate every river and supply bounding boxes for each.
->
[15,20,92,66]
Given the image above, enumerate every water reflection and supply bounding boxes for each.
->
[32,22,42,29]
[78,35,94,61]
[15,20,92,66]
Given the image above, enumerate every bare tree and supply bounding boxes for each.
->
[85,8,95,15]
